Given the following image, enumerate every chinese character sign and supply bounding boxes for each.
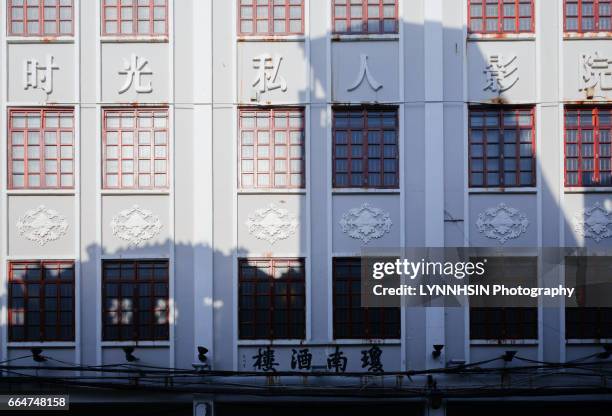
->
[580,52,612,92]
[119,54,153,94]
[483,54,519,94]
[24,55,59,96]
[252,54,287,94]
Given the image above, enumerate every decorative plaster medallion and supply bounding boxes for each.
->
[476,203,529,244]
[16,205,68,246]
[110,205,162,247]
[339,203,392,244]
[246,204,298,244]
[574,202,612,243]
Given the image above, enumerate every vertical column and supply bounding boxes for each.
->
[424,0,446,376]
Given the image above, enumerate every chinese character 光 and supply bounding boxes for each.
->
[580,52,612,92]
[252,346,279,372]
[24,55,59,96]
[347,54,383,92]
[252,54,287,94]
[326,346,347,373]
[361,345,384,373]
[483,54,519,94]
[291,348,313,370]
[119,54,153,94]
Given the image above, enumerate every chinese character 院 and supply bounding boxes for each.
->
[252,54,287,94]
[483,54,519,94]
[580,52,612,92]
[24,55,59,96]
[119,54,153,94]
[252,346,279,372]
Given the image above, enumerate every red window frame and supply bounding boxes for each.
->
[8,261,75,342]
[8,0,74,37]
[238,0,304,36]
[468,0,535,34]
[238,258,306,340]
[8,108,74,190]
[102,108,169,190]
[333,106,399,189]
[239,108,305,189]
[102,260,169,342]
[333,258,400,340]
[565,0,612,32]
[332,0,399,34]
[469,106,536,188]
[101,0,168,37]
[565,107,612,187]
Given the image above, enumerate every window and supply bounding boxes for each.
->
[102,0,168,36]
[333,107,399,188]
[103,108,169,189]
[565,0,612,32]
[469,107,535,188]
[238,0,304,35]
[238,259,306,339]
[8,0,73,36]
[239,108,305,189]
[8,108,74,189]
[468,0,534,34]
[565,107,612,187]
[470,257,537,340]
[8,261,74,342]
[333,258,400,339]
[102,260,169,341]
[333,0,398,34]
[565,257,612,339]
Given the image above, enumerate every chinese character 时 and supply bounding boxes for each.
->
[252,54,287,94]
[483,54,519,94]
[252,346,279,372]
[326,346,348,373]
[361,345,384,373]
[118,54,153,94]
[24,55,59,96]
[290,348,313,370]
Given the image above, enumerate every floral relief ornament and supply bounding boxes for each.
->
[574,202,612,243]
[111,205,162,247]
[245,204,298,244]
[16,205,69,246]
[339,203,392,244]
[476,203,529,244]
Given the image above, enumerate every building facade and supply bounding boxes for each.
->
[0,0,610,415]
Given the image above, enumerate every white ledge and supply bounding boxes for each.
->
[470,339,538,345]
[467,33,536,42]
[7,189,76,196]
[469,187,538,194]
[238,189,306,195]
[566,338,612,345]
[7,36,74,44]
[7,342,76,348]
[332,34,399,42]
[237,35,305,42]
[332,188,400,195]
[100,341,170,348]
[100,189,171,196]
[565,187,612,193]
[237,339,401,346]
[100,35,168,43]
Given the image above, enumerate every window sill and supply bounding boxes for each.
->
[564,32,612,40]
[7,189,76,196]
[238,189,306,195]
[565,187,612,193]
[101,341,170,347]
[237,35,305,42]
[101,189,170,196]
[331,33,400,42]
[467,33,535,42]
[237,339,306,346]
[7,342,75,348]
[566,338,612,345]
[331,339,401,345]
[469,187,537,194]
[470,339,538,345]
[333,188,400,195]
[100,35,168,43]
[7,36,74,44]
